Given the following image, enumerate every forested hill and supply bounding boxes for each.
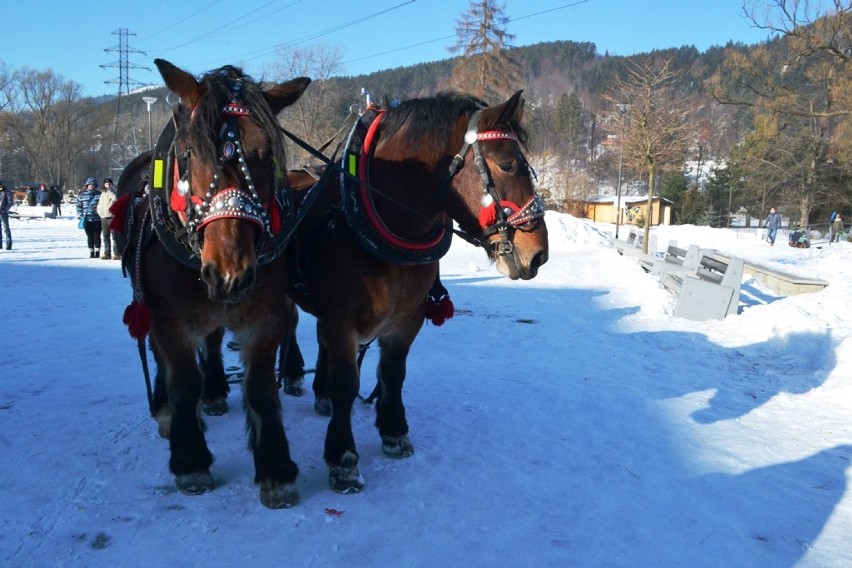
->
[327,39,750,104]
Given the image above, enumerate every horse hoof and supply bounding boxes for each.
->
[259,481,300,509]
[381,435,414,458]
[175,472,216,495]
[281,376,306,397]
[328,466,365,494]
[314,396,331,417]
[202,397,228,416]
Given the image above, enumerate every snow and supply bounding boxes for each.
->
[1,207,850,567]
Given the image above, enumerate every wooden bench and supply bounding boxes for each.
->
[640,242,700,275]
[706,252,828,296]
[611,229,656,259]
[655,244,745,321]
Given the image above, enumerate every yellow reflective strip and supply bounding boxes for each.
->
[153,159,164,189]
[348,154,357,175]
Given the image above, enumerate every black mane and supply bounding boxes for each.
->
[380,90,528,148]
[179,65,287,173]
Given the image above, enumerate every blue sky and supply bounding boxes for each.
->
[5,0,780,98]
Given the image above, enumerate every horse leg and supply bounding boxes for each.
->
[199,327,229,415]
[149,335,172,439]
[279,317,306,397]
[374,322,421,458]
[319,324,364,494]
[240,332,300,509]
[312,340,331,416]
[157,333,216,495]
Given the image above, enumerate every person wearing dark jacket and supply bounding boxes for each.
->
[0,182,13,250]
[764,207,782,246]
[49,185,63,217]
[76,177,102,258]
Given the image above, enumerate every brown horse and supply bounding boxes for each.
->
[290,90,548,493]
[117,59,310,508]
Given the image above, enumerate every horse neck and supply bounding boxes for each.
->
[368,141,449,239]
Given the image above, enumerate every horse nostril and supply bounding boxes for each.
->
[200,262,222,289]
[530,250,548,270]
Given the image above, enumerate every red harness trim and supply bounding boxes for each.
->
[357,111,447,251]
[477,130,518,142]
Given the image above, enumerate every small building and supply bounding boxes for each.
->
[583,195,673,226]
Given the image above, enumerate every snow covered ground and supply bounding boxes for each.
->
[0,207,850,567]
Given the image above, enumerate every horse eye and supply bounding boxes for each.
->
[498,162,514,173]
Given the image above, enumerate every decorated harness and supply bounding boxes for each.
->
[148,80,296,269]
[338,105,545,264]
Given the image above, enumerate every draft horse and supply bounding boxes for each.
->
[117,59,310,508]
[291,90,549,493]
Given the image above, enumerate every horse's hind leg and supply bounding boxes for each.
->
[200,327,229,415]
[279,317,306,397]
[319,324,364,494]
[374,324,420,458]
[312,341,331,416]
[241,332,300,509]
[149,336,171,439]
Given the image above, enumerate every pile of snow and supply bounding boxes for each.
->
[1,211,850,567]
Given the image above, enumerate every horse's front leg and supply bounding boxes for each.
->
[375,319,422,458]
[318,322,364,493]
[240,332,300,509]
[156,330,216,496]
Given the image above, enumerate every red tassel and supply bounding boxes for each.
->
[123,300,152,339]
[479,204,498,229]
[425,295,455,326]
[479,200,521,229]
[109,193,132,233]
[267,201,281,235]
[170,188,187,216]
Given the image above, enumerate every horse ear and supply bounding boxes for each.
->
[264,77,312,115]
[154,59,204,108]
[480,90,524,130]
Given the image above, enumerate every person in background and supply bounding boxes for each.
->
[49,185,63,217]
[36,183,51,206]
[0,182,13,250]
[831,213,844,243]
[96,177,120,259]
[764,206,782,246]
[25,185,37,207]
[76,177,102,258]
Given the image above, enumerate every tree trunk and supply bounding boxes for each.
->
[643,165,655,254]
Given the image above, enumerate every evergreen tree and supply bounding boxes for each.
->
[449,0,524,103]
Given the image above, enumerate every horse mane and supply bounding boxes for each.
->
[379,90,529,155]
[179,65,287,174]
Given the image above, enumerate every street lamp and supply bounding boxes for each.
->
[142,96,157,151]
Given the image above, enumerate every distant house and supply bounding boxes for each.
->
[583,195,673,226]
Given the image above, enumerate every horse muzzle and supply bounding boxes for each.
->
[200,261,257,303]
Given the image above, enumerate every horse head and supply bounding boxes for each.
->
[154,59,310,302]
[444,91,549,280]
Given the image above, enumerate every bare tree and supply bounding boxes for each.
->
[605,58,696,252]
[449,0,524,103]
[0,68,103,188]
[706,1,852,224]
[267,42,347,167]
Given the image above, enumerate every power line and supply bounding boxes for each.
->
[344,0,593,67]
[149,0,416,71]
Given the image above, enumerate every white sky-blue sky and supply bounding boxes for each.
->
[4,0,791,98]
